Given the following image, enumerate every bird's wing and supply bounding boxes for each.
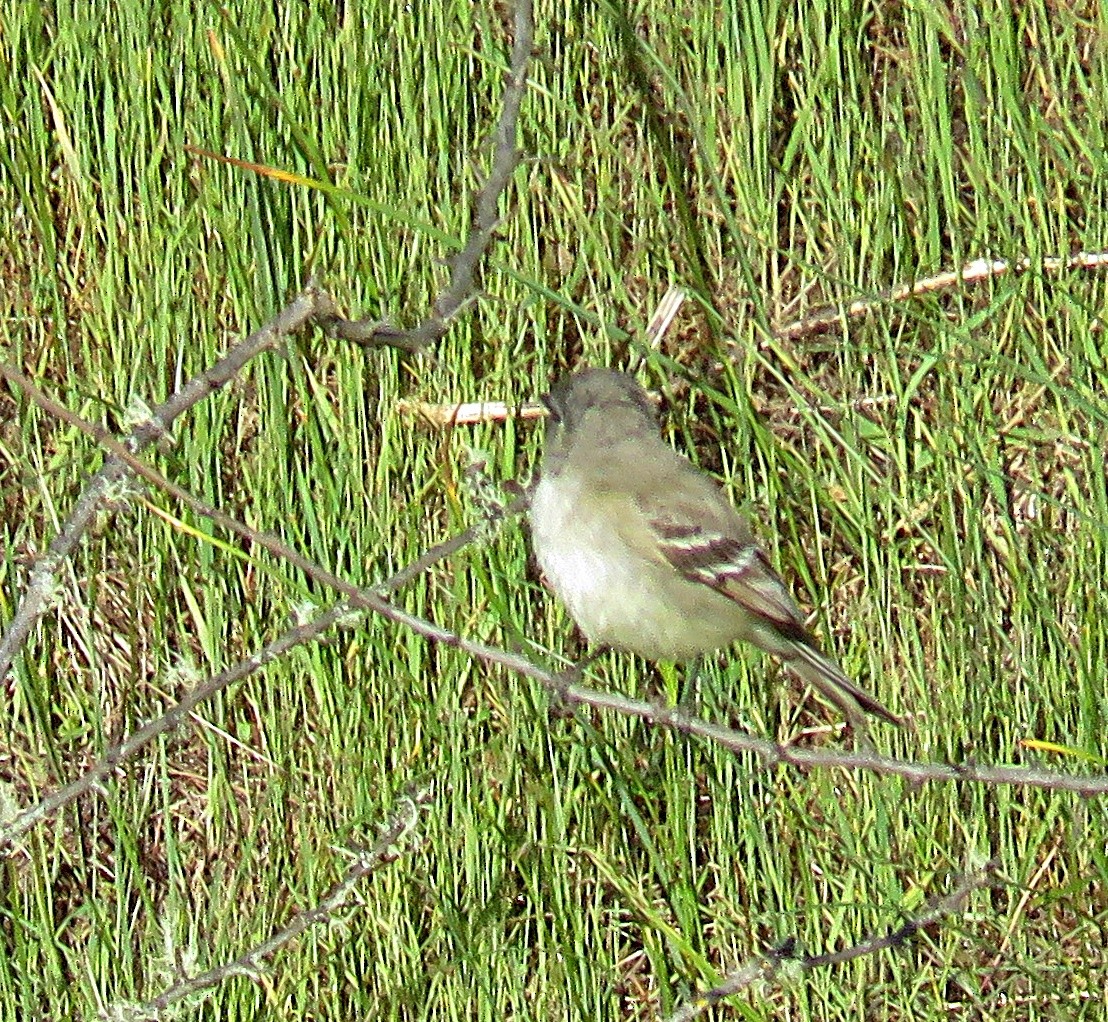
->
[644,484,902,729]
[647,508,814,646]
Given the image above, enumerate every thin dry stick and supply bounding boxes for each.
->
[554,683,1108,795]
[114,786,432,1017]
[774,251,1108,341]
[985,835,1061,979]
[395,397,547,428]
[629,285,687,368]
[0,284,339,686]
[329,0,534,351]
[666,862,997,1022]
[0,601,359,852]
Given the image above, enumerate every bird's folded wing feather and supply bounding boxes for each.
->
[649,514,814,645]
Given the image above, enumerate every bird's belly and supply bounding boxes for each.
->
[531,480,738,661]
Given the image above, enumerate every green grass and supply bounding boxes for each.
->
[2,0,1107,1018]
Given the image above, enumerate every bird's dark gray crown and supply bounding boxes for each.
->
[542,368,656,434]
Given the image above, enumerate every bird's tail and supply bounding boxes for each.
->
[787,639,902,733]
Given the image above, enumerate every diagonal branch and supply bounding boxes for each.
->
[665,863,997,1021]
[0,362,524,851]
[0,284,338,687]
[774,251,1108,342]
[113,786,433,1016]
[329,0,535,351]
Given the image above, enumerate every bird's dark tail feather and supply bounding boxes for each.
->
[788,640,903,730]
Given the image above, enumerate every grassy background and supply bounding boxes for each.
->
[2,0,1107,1018]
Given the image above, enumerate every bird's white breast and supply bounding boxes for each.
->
[530,473,741,660]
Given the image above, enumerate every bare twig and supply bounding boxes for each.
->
[108,786,432,1018]
[633,285,688,364]
[0,284,338,687]
[665,863,997,1021]
[774,251,1108,342]
[2,0,535,683]
[983,836,1061,984]
[551,682,1108,795]
[331,0,535,352]
[322,317,428,354]
[0,363,524,851]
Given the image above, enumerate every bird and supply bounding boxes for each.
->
[528,366,900,743]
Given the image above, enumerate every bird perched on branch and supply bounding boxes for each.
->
[529,367,900,745]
